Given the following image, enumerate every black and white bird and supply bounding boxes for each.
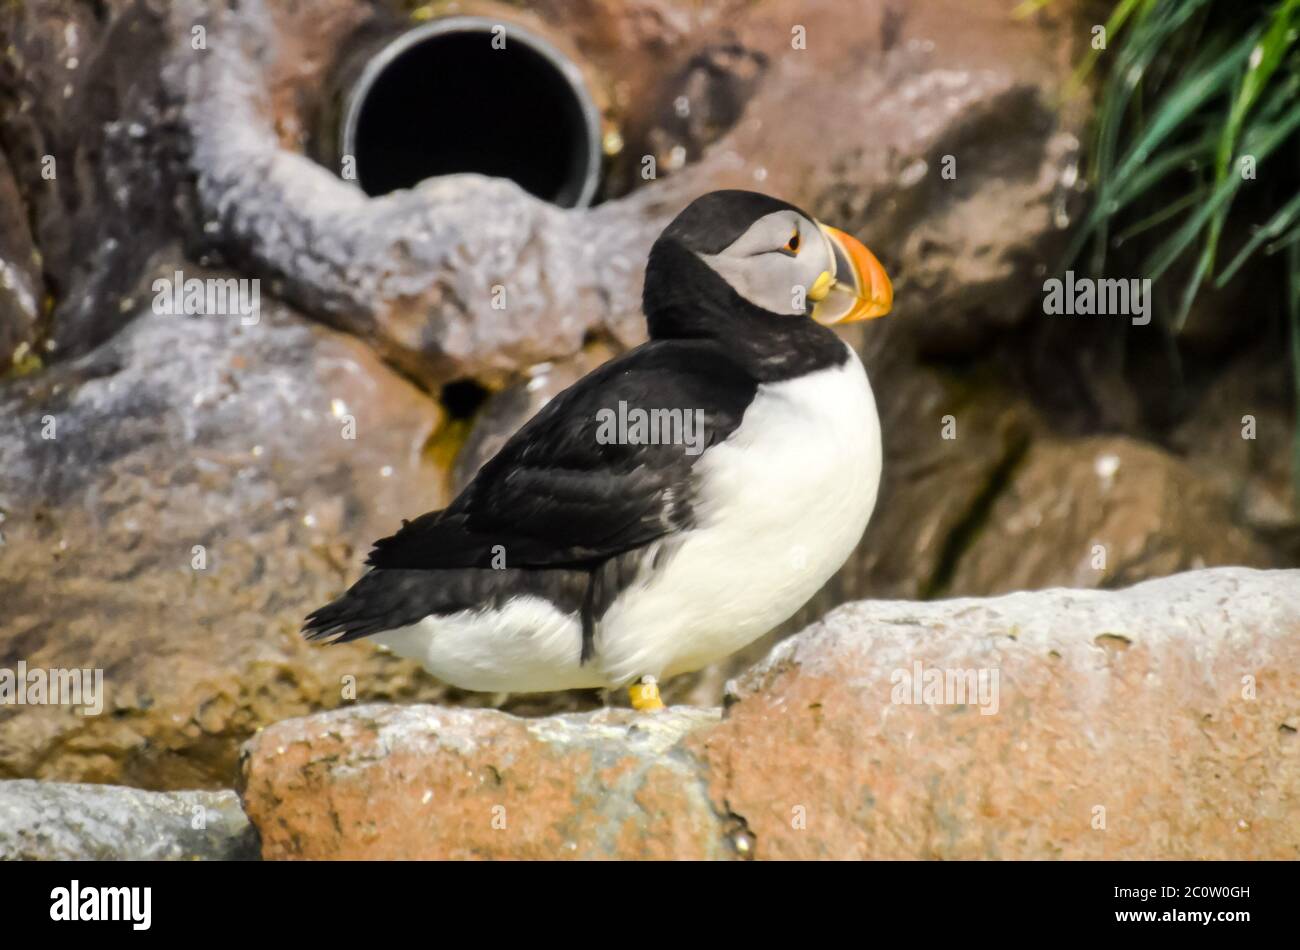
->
[304,190,893,710]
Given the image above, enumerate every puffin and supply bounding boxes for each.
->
[304,190,893,710]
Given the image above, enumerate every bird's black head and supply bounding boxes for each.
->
[642,190,893,364]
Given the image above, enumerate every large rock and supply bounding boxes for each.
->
[1169,348,1300,549]
[690,567,1300,859]
[0,779,257,860]
[239,706,727,860]
[0,276,454,790]
[240,567,1300,860]
[945,436,1276,595]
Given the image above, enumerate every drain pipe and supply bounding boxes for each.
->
[330,16,603,208]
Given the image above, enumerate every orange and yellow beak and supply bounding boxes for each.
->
[808,224,893,325]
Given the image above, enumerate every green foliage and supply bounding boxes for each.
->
[1030,0,1300,502]
[1062,0,1300,316]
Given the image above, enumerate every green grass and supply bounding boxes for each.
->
[1025,0,1300,504]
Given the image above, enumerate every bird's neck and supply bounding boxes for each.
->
[643,242,850,383]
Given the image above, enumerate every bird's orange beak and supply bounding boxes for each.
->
[809,224,893,325]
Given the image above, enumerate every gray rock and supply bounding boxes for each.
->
[0,284,457,790]
[0,780,257,860]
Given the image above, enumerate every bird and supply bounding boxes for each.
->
[303,189,893,711]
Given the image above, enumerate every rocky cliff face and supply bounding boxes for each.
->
[237,569,1300,860]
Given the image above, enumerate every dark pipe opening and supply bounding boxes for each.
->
[341,19,601,207]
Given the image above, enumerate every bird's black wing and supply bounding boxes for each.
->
[366,339,758,571]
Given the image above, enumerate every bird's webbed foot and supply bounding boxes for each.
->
[628,675,665,712]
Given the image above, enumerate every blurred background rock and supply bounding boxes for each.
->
[0,0,1295,791]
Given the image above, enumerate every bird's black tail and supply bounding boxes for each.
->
[302,569,462,644]
[303,565,597,646]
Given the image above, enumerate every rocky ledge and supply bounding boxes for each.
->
[0,781,257,861]
[239,568,1300,860]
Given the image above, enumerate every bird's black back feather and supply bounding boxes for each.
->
[304,339,757,649]
[366,338,756,571]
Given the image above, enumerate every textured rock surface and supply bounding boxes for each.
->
[690,567,1300,859]
[240,705,729,860]
[240,568,1300,860]
[1170,350,1300,553]
[0,149,42,371]
[0,779,257,860]
[945,436,1276,595]
[0,0,182,361]
[0,283,454,789]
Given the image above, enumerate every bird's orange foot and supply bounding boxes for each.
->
[629,675,665,712]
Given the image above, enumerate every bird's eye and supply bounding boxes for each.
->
[780,229,801,256]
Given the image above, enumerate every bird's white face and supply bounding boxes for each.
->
[697,209,893,325]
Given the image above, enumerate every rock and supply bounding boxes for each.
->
[240,705,728,860]
[0,779,257,860]
[0,149,42,372]
[451,341,619,491]
[0,0,185,361]
[944,437,1276,595]
[1168,347,1300,544]
[810,363,1038,604]
[693,566,1300,859]
[0,275,454,790]
[239,567,1300,860]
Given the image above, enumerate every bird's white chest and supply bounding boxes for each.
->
[596,343,882,684]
